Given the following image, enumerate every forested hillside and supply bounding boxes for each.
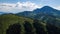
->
[0,14,60,34]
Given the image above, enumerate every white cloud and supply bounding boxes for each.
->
[52,6,60,10]
[55,6,60,10]
[0,1,40,13]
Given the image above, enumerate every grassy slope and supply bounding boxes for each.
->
[0,14,33,34]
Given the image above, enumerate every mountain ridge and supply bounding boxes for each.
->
[16,6,60,18]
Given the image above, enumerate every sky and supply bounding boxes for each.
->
[0,0,60,13]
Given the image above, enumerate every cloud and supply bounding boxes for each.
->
[52,6,60,10]
[55,6,60,10]
[0,1,40,13]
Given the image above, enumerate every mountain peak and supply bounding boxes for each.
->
[33,6,54,11]
[33,6,58,14]
[41,6,53,9]
[43,6,51,7]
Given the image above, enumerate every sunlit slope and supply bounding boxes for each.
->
[0,14,33,34]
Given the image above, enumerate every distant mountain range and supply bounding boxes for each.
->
[16,6,60,18]
[0,12,5,15]
[0,6,60,19]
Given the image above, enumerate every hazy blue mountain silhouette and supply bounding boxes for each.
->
[16,6,60,18]
[33,6,60,14]
[16,11,34,17]
[33,6,55,13]
[0,12,6,15]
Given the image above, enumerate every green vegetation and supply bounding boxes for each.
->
[0,14,60,34]
[0,14,33,34]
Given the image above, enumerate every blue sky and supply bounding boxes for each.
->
[0,0,60,13]
[1,0,60,6]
